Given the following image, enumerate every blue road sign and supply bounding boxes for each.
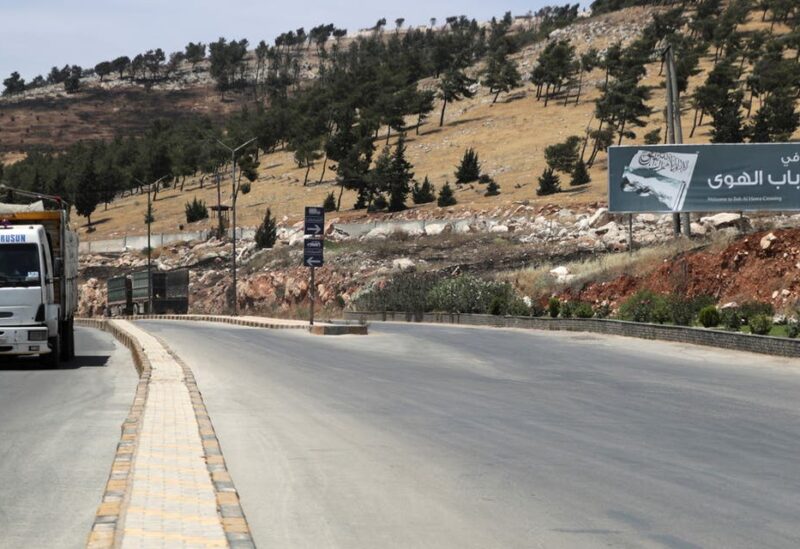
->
[303,237,323,267]
[304,206,325,236]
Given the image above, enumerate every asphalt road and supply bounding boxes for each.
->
[139,320,800,549]
[0,327,137,549]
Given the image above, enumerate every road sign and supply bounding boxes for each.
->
[304,206,325,236]
[303,238,323,267]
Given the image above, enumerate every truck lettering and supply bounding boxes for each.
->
[0,234,26,243]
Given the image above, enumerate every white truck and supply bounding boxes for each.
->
[0,189,78,367]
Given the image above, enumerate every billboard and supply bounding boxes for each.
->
[608,143,800,213]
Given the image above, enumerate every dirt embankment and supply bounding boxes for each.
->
[565,228,800,311]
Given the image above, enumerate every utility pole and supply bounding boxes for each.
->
[664,44,691,237]
[212,137,256,316]
[135,175,167,314]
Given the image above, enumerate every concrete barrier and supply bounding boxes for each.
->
[343,311,800,358]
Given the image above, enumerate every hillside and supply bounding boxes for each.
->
[2,2,799,244]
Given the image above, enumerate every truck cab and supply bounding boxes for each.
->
[0,225,55,356]
[0,196,78,367]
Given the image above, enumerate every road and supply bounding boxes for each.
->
[0,327,137,549]
[139,320,800,549]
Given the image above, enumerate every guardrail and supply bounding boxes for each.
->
[342,311,800,358]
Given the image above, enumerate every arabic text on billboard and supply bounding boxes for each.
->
[608,143,800,213]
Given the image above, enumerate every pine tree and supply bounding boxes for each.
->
[481,48,521,104]
[412,177,436,204]
[73,155,100,228]
[484,178,501,196]
[710,89,745,143]
[455,148,481,184]
[749,86,799,142]
[544,136,581,173]
[438,67,476,126]
[388,135,414,212]
[570,159,591,186]
[437,182,457,207]
[323,191,337,212]
[537,168,561,196]
[255,207,278,249]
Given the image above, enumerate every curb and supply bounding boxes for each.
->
[83,314,369,335]
[77,319,255,548]
[78,319,151,549]
[158,336,256,548]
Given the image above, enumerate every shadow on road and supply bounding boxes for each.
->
[0,354,110,371]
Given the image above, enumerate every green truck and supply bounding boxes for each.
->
[107,269,189,316]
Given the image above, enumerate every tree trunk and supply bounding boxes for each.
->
[617,120,626,145]
[303,163,311,186]
[493,90,500,104]
[416,112,422,135]
[689,108,700,137]
[439,99,447,127]
[544,84,550,107]
[575,72,583,105]
[386,126,391,145]
[336,181,345,211]
[318,154,328,183]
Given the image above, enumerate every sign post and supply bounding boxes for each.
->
[303,207,325,326]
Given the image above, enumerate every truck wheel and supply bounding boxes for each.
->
[45,336,61,369]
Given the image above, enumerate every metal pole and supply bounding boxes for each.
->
[309,266,315,326]
[627,213,633,253]
[147,184,152,314]
[667,46,691,237]
[231,150,237,316]
[664,45,681,237]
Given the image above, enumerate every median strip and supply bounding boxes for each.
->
[78,319,256,548]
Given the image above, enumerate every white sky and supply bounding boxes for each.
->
[0,0,583,80]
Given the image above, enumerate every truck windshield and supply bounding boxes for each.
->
[0,244,41,287]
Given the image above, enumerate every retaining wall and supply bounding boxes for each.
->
[343,311,800,358]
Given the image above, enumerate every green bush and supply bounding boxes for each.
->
[748,314,773,335]
[720,307,741,330]
[323,191,338,212]
[426,276,515,314]
[667,294,694,326]
[560,300,575,318]
[739,301,774,323]
[618,290,665,323]
[574,302,594,318]
[184,197,208,223]
[787,319,799,338]
[594,302,611,319]
[698,306,720,328]
[352,272,439,313]
[455,148,481,184]
[548,297,560,318]
[255,207,277,249]
[239,181,251,194]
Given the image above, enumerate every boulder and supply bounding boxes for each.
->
[391,258,415,272]
[490,224,509,233]
[593,221,618,236]
[425,222,451,236]
[700,213,750,231]
[586,207,611,228]
[690,222,707,236]
[760,232,777,251]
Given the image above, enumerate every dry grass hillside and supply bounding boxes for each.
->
[3,6,798,241]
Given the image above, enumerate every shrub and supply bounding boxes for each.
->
[574,302,594,318]
[412,177,436,204]
[667,294,694,326]
[544,135,581,173]
[570,159,591,187]
[548,297,560,318]
[184,197,208,223]
[536,167,561,196]
[618,290,666,323]
[323,191,337,212]
[787,319,799,338]
[720,307,741,330]
[748,314,772,335]
[352,272,439,313]
[594,302,611,319]
[455,148,481,184]
[437,182,457,207]
[739,301,774,323]
[255,207,277,249]
[489,291,530,316]
[698,306,720,328]
[484,178,501,197]
[427,276,515,314]
[560,300,575,318]
[371,195,388,211]
[239,181,251,194]
[478,174,492,184]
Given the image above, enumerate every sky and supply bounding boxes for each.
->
[0,0,582,81]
